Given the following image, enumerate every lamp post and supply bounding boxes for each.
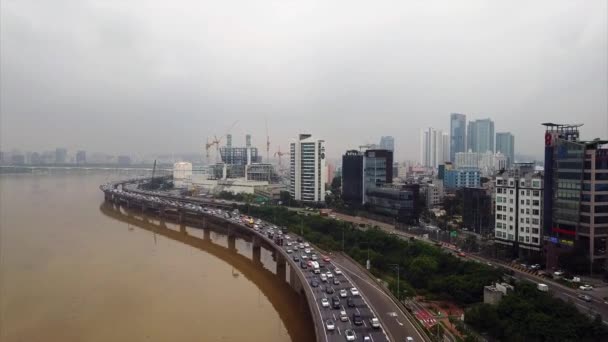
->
[389,263,400,301]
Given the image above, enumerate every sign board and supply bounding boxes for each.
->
[450,231,458,237]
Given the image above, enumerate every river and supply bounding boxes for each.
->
[0,170,313,342]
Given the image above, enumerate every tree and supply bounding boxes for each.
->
[279,191,291,205]
[330,176,341,192]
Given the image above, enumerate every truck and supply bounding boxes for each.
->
[311,261,320,274]
[537,283,549,292]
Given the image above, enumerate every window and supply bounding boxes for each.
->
[533,200,539,206]
[526,209,530,215]
[532,209,539,215]
[527,190,530,196]
[520,209,524,214]
[520,190,525,196]
[520,227,524,232]
[509,225,513,230]
[532,180,540,188]
[526,236,530,242]
[532,218,539,225]
[532,228,539,234]
[526,227,530,233]
[520,218,524,223]
[533,190,540,197]
[533,237,539,243]
[526,218,530,224]
[526,199,530,205]
[510,199,514,204]
[510,208,513,213]
[520,199,524,205]
[510,190,514,195]
[519,236,524,242]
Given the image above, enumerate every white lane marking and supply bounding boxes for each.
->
[363,320,367,327]
[356,307,361,314]
[396,319,404,326]
[333,313,337,321]
[338,327,341,335]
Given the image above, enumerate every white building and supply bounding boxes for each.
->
[494,168,543,255]
[290,134,326,203]
[173,162,193,188]
[455,150,507,176]
[423,181,444,207]
[420,128,449,169]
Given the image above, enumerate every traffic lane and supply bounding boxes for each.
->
[332,254,424,342]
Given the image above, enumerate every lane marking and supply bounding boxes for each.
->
[396,319,404,326]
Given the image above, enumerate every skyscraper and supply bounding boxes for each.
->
[362,149,393,203]
[290,134,326,203]
[496,132,515,167]
[55,148,67,164]
[341,150,364,204]
[76,150,87,164]
[379,136,395,152]
[467,119,495,153]
[450,113,466,162]
[420,128,448,169]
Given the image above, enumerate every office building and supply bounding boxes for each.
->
[363,149,393,203]
[496,132,515,167]
[463,187,494,236]
[494,164,543,257]
[290,134,326,203]
[76,150,86,164]
[55,148,67,164]
[444,168,481,189]
[342,150,364,204]
[420,128,449,169]
[455,150,507,176]
[467,119,495,153]
[423,182,444,207]
[542,123,608,271]
[365,184,419,224]
[379,136,395,152]
[450,113,466,162]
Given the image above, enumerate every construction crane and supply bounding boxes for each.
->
[205,120,239,164]
[274,146,288,167]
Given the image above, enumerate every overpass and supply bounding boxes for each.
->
[101,181,385,342]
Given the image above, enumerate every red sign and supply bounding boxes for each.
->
[545,132,553,146]
[551,227,576,236]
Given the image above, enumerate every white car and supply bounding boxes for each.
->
[340,310,348,322]
[320,274,328,282]
[321,298,330,308]
[326,271,333,278]
[304,242,310,247]
[345,329,356,341]
[350,287,359,296]
[334,269,342,275]
[339,289,348,298]
[286,249,293,254]
[305,248,311,254]
[370,317,380,328]
[580,284,594,291]
[325,319,335,331]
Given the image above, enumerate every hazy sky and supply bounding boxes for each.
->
[1,0,607,161]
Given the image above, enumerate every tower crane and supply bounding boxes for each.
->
[274,146,288,168]
[204,120,239,164]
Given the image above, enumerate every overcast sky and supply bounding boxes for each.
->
[1,0,607,161]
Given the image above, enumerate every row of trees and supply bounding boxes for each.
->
[465,283,607,341]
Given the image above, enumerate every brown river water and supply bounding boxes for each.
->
[0,170,313,342]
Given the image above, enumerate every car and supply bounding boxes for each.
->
[307,260,313,267]
[339,289,348,298]
[578,294,592,302]
[325,286,335,294]
[296,237,303,242]
[326,271,333,278]
[580,285,594,291]
[293,246,299,251]
[339,310,348,321]
[301,254,308,260]
[287,242,292,246]
[370,317,380,328]
[345,329,356,341]
[406,337,414,342]
[321,298,330,308]
[353,313,363,326]
[334,269,342,275]
[323,256,331,262]
[333,278,340,285]
[554,270,565,277]
[304,243,310,247]
[332,296,341,309]
[311,254,318,261]
[457,252,466,257]
[320,273,328,282]
[363,336,371,342]
[311,279,320,287]
[305,248,311,254]
[293,255,300,262]
[347,297,355,307]
[300,261,308,269]
[530,264,542,270]
[350,287,359,296]
[325,319,335,331]
[286,249,293,253]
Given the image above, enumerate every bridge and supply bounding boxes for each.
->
[100,179,394,342]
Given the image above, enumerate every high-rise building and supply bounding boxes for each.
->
[55,148,67,164]
[76,150,86,164]
[363,149,393,203]
[420,128,448,169]
[467,119,495,153]
[342,150,364,204]
[494,164,544,257]
[290,134,326,203]
[496,132,515,167]
[463,187,494,236]
[379,136,395,152]
[542,123,608,271]
[450,113,466,162]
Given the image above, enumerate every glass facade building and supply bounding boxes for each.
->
[450,113,466,162]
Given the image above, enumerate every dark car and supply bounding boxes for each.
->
[333,278,340,285]
[293,255,300,262]
[311,278,319,287]
[325,286,335,294]
[300,261,308,269]
[353,312,363,326]
[347,297,356,308]
[296,237,303,242]
[332,296,341,309]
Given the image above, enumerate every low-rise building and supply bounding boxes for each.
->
[444,168,481,189]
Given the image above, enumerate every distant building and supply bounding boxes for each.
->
[218,134,262,178]
[245,163,278,182]
[420,127,449,169]
[327,162,336,185]
[444,168,480,189]
[392,162,399,179]
[379,136,395,152]
[423,182,444,207]
[76,150,86,164]
[117,155,131,166]
[463,187,494,236]
[363,149,393,203]
[342,150,364,204]
[55,148,67,164]
[365,184,419,224]
[467,119,495,153]
[496,132,515,167]
[11,154,25,165]
[173,162,193,188]
[290,134,326,203]
[450,113,466,162]
[455,150,507,176]
[30,152,42,165]
[494,163,544,258]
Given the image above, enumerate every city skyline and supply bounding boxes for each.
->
[1,1,606,161]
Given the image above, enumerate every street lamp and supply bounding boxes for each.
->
[389,263,400,301]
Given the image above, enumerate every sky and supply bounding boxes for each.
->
[1,0,607,162]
